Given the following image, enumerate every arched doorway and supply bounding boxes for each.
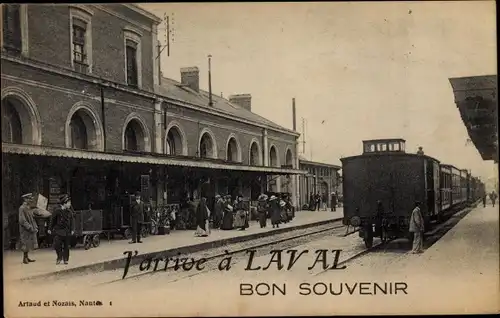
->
[226,137,239,162]
[124,119,146,151]
[199,132,216,159]
[249,141,261,166]
[165,126,184,155]
[321,181,329,208]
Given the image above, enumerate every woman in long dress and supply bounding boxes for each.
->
[257,194,268,228]
[232,196,246,231]
[220,195,234,230]
[194,197,210,237]
[269,196,281,229]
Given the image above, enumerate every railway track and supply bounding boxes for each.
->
[313,205,474,277]
[97,220,347,286]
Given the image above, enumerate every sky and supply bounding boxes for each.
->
[140,1,497,190]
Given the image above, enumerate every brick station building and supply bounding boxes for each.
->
[1,4,303,247]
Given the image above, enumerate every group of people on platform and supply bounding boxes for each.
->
[18,192,75,265]
[308,192,340,212]
[482,191,497,208]
[189,193,295,237]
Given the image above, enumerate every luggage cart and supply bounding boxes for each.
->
[70,209,103,250]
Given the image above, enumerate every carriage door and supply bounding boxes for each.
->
[425,160,436,217]
[433,162,440,214]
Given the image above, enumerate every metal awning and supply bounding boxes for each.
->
[2,143,307,175]
[449,75,498,163]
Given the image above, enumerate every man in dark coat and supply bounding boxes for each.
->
[330,192,338,212]
[315,193,321,211]
[19,193,38,264]
[129,192,145,244]
[308,193,315,211]
[48,194,74,265]
[257,194,268,228]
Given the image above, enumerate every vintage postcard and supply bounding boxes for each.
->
[2,1,498,317]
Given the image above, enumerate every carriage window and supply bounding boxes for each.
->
[381,144,387,151]
[393,143,400,151]
[370,144,375,152]
[388,143,393,151]
[400,142,405,151]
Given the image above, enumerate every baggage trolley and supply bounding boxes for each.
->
[70,209,103,250]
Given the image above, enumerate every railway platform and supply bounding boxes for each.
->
[400,203,499,314]
[3,209,343,281]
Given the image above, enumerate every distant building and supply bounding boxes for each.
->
[298,156,341,209]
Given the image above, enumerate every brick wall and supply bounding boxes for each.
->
[1,60,154,152]
[26,4,155,92]
[164,103,297,165]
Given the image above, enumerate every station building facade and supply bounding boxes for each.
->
[1,4,303,247]
[298,156,341,209]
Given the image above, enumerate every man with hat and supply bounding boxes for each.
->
[409,201,425,254]
[19,193,38,264]
[129,191,145,244]
[48,194,74,265]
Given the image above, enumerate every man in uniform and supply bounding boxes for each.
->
[409,201,425,254]
[19,193,38,264]
[48,194,74,265]
[130,192,145,244]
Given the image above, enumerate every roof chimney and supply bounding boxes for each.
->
[180,67,199,92]
[417,146,424,155]
[229,94,252,111]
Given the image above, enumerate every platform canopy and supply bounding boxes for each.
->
[449,75,498,163]
[2,143,307,175]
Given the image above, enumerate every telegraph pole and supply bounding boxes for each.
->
[208,54,213,107]
[301,118,306,154]
[156,12,175,60]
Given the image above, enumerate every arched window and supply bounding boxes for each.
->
[125,124,138,151]
[124,118,146,152]
[227,138,238,162]
[250,142,260,166]
[285,148,293,167]
[269,146,278,167]
[1,98,22,143]
[166,130,176,155]
[69,111,88,149]
[200,132,215,159]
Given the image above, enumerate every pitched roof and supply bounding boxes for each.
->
[155,77,297,135]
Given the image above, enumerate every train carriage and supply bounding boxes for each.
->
[341,139,441,248]
[342,138,486,250]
